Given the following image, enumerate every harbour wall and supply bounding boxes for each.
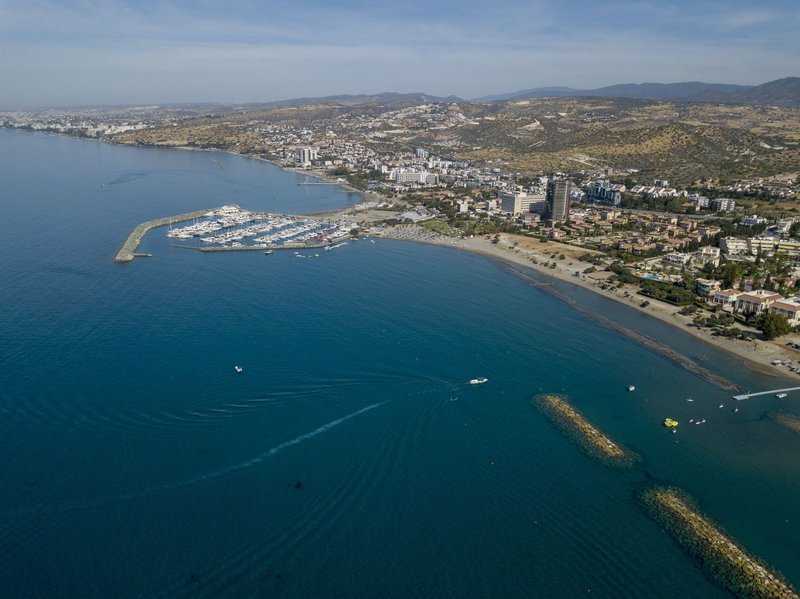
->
[113,205,239,263]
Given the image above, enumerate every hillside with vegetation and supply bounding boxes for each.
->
[110,95,800,185]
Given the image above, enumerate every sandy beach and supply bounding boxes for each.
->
[373,225,800,380]
[116,141,799,380]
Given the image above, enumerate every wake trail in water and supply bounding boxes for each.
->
[4,401,387,520]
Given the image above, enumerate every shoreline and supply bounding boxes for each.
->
[373,226,800,381]
[17,130,799,382]
[129,141,391,206]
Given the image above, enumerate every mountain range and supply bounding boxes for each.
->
[473,77,800,107]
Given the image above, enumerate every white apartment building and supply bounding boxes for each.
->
[712,289,743,310]
[734,290,784,316]
[499,190,547,216]
[770,297,800,325]
[694,246,721,266]
[711,198,736,212]
[662,253,692,268]
[391,170,438,185]
[719,237,750,256]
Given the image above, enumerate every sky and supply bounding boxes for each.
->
[0,0,798,108]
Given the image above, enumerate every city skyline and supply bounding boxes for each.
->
[1,0,798,108]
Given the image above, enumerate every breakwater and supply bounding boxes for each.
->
[640,487,798,599]
[113,206,237,263]
[532,394,638,467]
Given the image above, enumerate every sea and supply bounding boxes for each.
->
[1,127,798,598]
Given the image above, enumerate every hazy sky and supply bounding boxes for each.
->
[1,0,798,108]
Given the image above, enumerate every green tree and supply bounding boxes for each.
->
[757,312,793,340]
[720,262,742,289]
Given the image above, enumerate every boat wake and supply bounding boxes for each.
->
[4,401,388,520]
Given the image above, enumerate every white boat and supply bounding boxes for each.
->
[469,377,488,385]
[776,392,788,398]
[628,385,636,392]
[264,250,273,255]
[234,365,243,373]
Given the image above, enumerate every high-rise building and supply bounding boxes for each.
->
[294,146,318,164]
[547,179,572,221]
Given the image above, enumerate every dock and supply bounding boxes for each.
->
[732,386,800,401]
[113,205,238,263]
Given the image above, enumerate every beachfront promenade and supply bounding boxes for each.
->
[113,206,236,263]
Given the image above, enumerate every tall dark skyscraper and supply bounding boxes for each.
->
[547,179,572,221]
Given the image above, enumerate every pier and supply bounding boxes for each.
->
[732,386,800,401]
[113,205,237,263]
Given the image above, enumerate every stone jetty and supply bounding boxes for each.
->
[532,393,638,467]
[640,487,798,599]
[113,206,236,263]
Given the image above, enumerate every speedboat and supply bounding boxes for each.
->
[469,377,488,385]
[234,365,243,373]
[776,392,788,399]
[264,250,273,255]
[663,418,679,428]
[627,385,636,392]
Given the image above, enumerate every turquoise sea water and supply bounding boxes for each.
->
[1,128,798,597]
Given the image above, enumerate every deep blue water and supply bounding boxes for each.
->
[1,128,798,598]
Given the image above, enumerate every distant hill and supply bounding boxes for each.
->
[475,77,800,107]
[725,77,800,107]
[238,92,462,110]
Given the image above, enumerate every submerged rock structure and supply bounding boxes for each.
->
[640,487,798,599]
[768,411,800,434]
[532,393,638,467]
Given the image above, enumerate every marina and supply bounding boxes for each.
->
[116,205,355,263]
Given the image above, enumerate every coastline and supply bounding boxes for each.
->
[373,226,800,381]
[19,131,800,381]
[162,143,390,206]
